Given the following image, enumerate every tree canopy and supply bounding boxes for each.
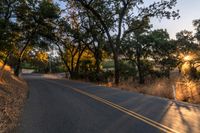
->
[1,0,200,84]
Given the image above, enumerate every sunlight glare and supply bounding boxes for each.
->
[183,55,192,61]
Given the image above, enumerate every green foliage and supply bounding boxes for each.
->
[72,0,179,84]
[16,0,60,48]
[39,0,60,19]
[121,27,178,83]
[119,60,137,80]
[5,0,200,85]
[176,30,198,54]
[175,29,200,79]
[148,29,178,76]
[0,0,18,53]
[193,19,200,42]
[102,60,114,69]
[77,71,113,83]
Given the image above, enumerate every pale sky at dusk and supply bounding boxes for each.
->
[55,0,200,39]
[150,0,200,39]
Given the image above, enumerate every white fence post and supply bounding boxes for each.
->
[172,85,176,100]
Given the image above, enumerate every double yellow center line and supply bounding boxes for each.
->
[45,80,179,133]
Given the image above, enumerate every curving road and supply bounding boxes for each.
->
[17,74,200,133]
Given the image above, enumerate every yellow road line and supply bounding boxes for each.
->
[45,80,179,133]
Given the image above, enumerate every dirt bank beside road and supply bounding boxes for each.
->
[0,70,28,133]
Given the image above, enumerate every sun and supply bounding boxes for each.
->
[183,55,192,61]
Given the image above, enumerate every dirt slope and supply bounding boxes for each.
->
[0,70,28,133]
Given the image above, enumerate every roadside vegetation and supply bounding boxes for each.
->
[116,75,200,104]
[0,0,200,105]
[0,62,28,132]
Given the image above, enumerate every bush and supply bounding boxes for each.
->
[86,71,113,83]
[150,70,170,78]
[119,61,137,81]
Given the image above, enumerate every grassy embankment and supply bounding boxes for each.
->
[112,73,200,104]
[0,61,28,132]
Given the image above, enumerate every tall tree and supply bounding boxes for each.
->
[0,0,20,81]
[148,29,177,78]
[121,17,151,84]
[78,10,107,81]
[0,0,18,69]
[69,0,179,85]
[14,0,59,76]
[175,30,200,75]
[176,30,197,55]
[193,19,200,43]
[53,17,87,79]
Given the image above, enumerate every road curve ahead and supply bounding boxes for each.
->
[17,74,200,133]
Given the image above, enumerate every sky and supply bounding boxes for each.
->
[150,0,200,39]
[55,0,200,39]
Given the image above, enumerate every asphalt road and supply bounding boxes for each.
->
[17,74,200,133]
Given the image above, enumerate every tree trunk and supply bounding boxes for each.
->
[114,52,120,85]
[137,62,144,84]
[56,44,72,79]
[75,46,87,73]
[136,47,144,84]
[69,71,73,79]
[95,53,100,74]
[14,41,29,77]
[95,51,101,82]
[166,68,170,79]
[14,57,21,77]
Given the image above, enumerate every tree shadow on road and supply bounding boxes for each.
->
[160,101,200,133]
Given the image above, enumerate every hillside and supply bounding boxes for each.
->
[0,65,28,132]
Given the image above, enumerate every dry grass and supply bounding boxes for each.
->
[105,75,200,104]
[175,78,200,103]
[0,69,28,133]
[116,78,174,99]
